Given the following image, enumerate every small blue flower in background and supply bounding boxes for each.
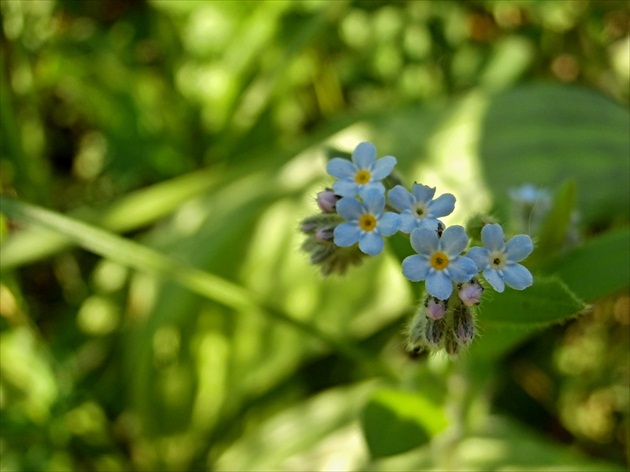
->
[333,188,400,256]
[509,184,551,206]
[388,183,456,233]
[326,142,397,198]
[402,225,478,300]
[466,223,533,292]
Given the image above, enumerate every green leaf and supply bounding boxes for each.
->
[478,276,585,327]
[479,84,630,225]
[360,388,448,458]
[549,226,630,301]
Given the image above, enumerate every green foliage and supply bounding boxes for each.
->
[360,388,448,458]
[1,1,628,471]
[478,84,630,226]
[369,416,628,472]
[552,226,630,301]
[479,276,585,328]
[530,179,577,267]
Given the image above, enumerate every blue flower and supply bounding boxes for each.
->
[465,224,533,292]
[388,183,456,233]
[509,184,551,206]
[333,188,400,256]
[326,142,397,198]
[402,225,478,300]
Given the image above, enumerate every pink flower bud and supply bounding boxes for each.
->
[315,228,334,244]
[316,189,340,213]
[300,221,318,234]
[425,297,447,320]
[458,280,484,306]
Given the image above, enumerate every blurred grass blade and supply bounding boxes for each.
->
[1,196,252,311]
[0,196,395,380]
[0,167,224,270]
[528,179,576,267]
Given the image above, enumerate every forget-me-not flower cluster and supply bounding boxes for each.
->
[300,141,535,356]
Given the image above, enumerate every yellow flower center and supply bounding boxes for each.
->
[359,214,377,232]
[430,251,449,270]
[355,170,371,184]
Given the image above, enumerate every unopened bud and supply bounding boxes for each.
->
[300,221,318,234]
[458,279,484,306]
[315,228,334,244]
[425,296,447,320]
[452,304,475,345]
[316,189,340,213]
[310,245,335,264]
[424,317,445,348]
[299,213,343,235]
[444,333,460,356]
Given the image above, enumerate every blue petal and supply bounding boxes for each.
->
[481,224,505,251]
[352,142,377,168]
[362,188,386,214]
[428,193,456,218]
[336,197,364,220]
[358,181,386,199]
[502,263,533,290]
[426,271,453,300]
[388,186,415,212]
[398,212,418,233]
[483,268,505,292]
[505,234,534,262]
[417,218,440,232]
[370,156,397,180]
[447,256,478,283]
[377,212,400,236]
[333,222,360,247]
[326,158,356,179]
[440,225,469,257]
[332,179,359,198]
[465,247,490,270]
[412,183,436,204]
[359,232,384,255]
[410,227,438,255]
[402,254,430,281]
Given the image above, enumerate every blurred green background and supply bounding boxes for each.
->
[1,1,629,471]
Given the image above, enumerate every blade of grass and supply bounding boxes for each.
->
[0,196,396,380]
[0,111,358,270]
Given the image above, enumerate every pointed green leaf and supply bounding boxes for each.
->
[478,276,585,327]
[528,180,576,267]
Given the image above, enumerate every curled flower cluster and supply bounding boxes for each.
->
[300,142,534,355]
